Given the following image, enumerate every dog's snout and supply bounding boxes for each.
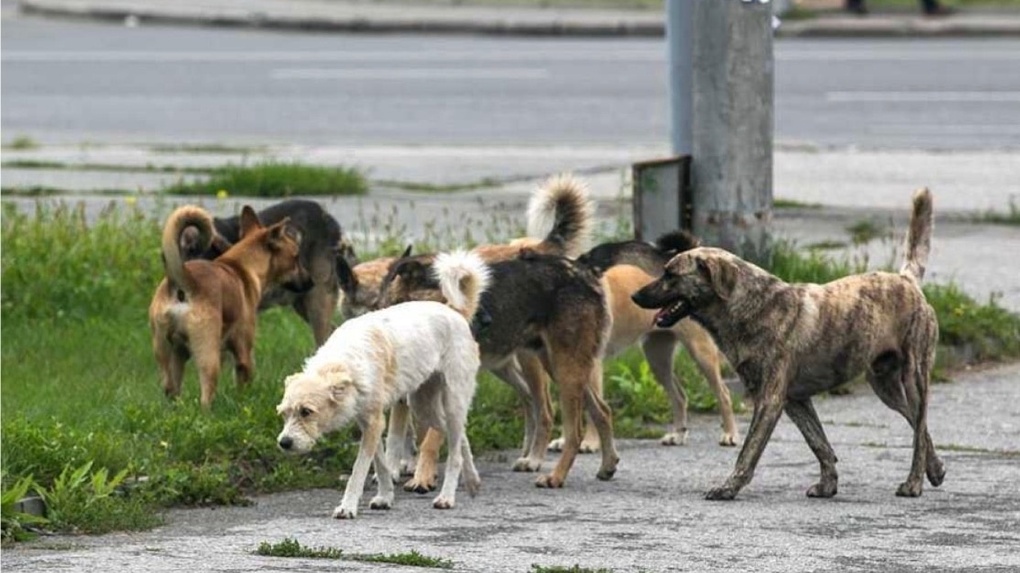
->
[278,436,294,450]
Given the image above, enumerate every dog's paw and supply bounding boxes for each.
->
[432,495,455,510]
[512,457,542,472]
[578,440,601,454]
[896,480,923,498]
[927,459,946,487]
[369,495,393,510]
[464,476,481,498]
[806,480,838,498]
[660,431,688,446]
[534,474,564,489]
[596,467,616,482]
[403,477,437,494]
[546,438,565,452]
[332,505,358,519]
[705,486,738,501]
[718,432,739,447]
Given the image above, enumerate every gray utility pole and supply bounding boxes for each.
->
[675,0,774,262]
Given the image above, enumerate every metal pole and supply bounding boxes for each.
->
[690,0,774,262]
[666,0,693,156]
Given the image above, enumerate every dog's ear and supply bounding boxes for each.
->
[697,256,737,301]
[266,218,300,251]
[209,233,233,258]
[238,206,262,239]
[400,244,413,259]
[336,250,358,293]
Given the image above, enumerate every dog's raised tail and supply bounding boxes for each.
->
[434,250,491,320]
[526,173,595,258]
[900,187,934,282]
[161,205,215,295]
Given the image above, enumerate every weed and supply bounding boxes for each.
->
[845,219,890,246]
[1,475,48,543]
[974,198,1020,226]
[804,239,848,251]
[1,159,217,175]
[773,198,823,209]
[4,135,38,150]
[377,177,503,193]
[531,564,614,573]
[350,549,454,569]
[255,537,343,559]
[163,161,367,197]
[37,462,162,534]
[150,143,267,154]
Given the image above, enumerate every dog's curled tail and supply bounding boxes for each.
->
[434,250,491,320]
[526,173,595,258]
[900,187,934,282]
[655,230,701,257]
[161,205,215,295]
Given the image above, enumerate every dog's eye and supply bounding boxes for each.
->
[299,407,312,418]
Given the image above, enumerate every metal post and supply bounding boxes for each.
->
[690,0,774,262]
[667,0,693,156]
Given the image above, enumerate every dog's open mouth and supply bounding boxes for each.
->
[653,298,689,328]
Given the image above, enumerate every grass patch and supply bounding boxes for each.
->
[377,177,504,193]
[531,565,614,573]
[149,143,267,155]
[774,198,823,209]
[255,538,343,559]
[845,219,890,246]
[162,161,368,198]
[804,239,849,251]
[974,199,1020,226]
[3,135,39,150]
[1,159,217,175]
[351,549,454,569]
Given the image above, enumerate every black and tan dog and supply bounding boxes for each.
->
[150,205,310,409]
[378,249,617,489]
[555,231,740,450]
[181,199,348,346]
[633,189,943,500]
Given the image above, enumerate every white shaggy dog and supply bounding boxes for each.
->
[276,250,489,519]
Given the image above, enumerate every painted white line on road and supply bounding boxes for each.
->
[828,91,1020,103]
[869,124,1020,135]
[270,68,549,80]
[778,50,1020,62]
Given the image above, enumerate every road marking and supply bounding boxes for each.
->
[270,68,549,80]
[0,50,658,63]
[828,91,1020,103]
[778,50,1020,62]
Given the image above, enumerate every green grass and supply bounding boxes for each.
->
[3,135,39,150]
[974,199,1020,226]
[1,159,217,175]
[773,198,823,210]
[845,219,890,246]
[149,143,267,155]
[531,565,614,573]
[376,177,504,193]
[255,538,343,559]
[2,203,1018,538]
[161,161,368,198]
[254,538,454,568]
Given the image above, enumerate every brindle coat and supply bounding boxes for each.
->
[633,189,943,500]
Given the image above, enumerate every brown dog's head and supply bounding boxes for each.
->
[631,247,738,328]
[232,206,313,292]
[336,252,400,318]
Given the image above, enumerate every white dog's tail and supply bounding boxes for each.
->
[161,205,215,297]
[434,250,491,320]
[900,188,934,282]
[525,173,595,258]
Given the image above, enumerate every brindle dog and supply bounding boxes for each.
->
[633,189,944,500]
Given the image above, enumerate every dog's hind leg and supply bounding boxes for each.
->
[227,336,253,387]
[536,352,599,489]
[190,329,222,410]
[784,398,838,498]
[369,437,395,511]
[706,368,789,500]
[296,284,337,347]
[433,367,477,509]
[334,409,386,519]
[406,379,444,494]
[155,342,187,400]
[676,323,740,446]
[642,331,689,446]
[582,361,619,481]
[385,399,415,479]
[495,358,549,472]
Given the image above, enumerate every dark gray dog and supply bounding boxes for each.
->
[181,199,352,346]
[633,189,944,500]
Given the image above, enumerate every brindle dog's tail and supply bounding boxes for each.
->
[434,250,491,321]
[161,205,215,297]
[900,187,934,282]
[526,173,595,258]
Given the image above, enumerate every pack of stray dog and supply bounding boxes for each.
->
[149,181,944,518]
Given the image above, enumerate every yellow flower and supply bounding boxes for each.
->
[216,189,229,200]
[953,306,965,317]
[125,196,137,206]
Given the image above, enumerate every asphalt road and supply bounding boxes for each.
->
[5,362,1019,573]
[2,13,1020,149]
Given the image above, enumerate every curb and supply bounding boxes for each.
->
[19,0,1020,37]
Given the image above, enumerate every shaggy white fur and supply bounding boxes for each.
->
[276,251,488,518]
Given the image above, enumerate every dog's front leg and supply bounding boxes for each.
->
[706,371,787,501]
[784,398,838,498]
[334,410,385,519]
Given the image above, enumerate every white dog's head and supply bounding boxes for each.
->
[275,364,359,454]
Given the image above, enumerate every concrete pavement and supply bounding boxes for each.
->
[4,361,1019,572]
[16,0,1020,37]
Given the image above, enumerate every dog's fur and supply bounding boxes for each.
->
[339,174,596,481]
[276,251,489,517]
[549,231,739,451]
[181,199,348,346]
[379,249,617,489]
[633,188,943,500]
[149,205,309,409]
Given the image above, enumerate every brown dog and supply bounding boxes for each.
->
[633,189,943,500]
[149,205,310,409]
